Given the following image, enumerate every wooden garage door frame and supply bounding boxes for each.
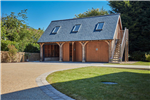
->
[86,41,109,62]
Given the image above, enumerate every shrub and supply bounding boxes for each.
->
[1,40,19,51]
[24,43,40,53]
[145,52,150,62]
[7,44,18,62]
[131,51,145,61]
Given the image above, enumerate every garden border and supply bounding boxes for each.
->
[36,66,88,100]
[36,64,149,100]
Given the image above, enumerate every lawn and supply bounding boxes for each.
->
[46,67,150,100]
[108,61,150,66]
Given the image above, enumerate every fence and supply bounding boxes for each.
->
[1,51,40,63]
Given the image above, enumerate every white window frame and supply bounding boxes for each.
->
[52,26,61,33]
[96,22,104,31]
[72,24,81,32]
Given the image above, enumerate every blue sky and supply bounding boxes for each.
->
[1,1,111,30]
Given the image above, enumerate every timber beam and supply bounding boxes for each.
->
[40,43,44,61]
[56,42,65,62]
[79,41,89,62]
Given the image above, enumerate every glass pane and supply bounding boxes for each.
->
[97,23,104,30]
[73,25,80,32]
[53,26,60,33]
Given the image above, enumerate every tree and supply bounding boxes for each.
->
[109,1,150,60]
[75,8,109,18]
[1,9,28,41]
[1,9,44,52]
[0,20,6,40]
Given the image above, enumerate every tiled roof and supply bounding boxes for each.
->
[38,13,120,43]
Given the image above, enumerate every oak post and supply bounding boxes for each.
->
[56,42,65,62]
[125,29,129,62]
[79,41,88,62]
[40,43,44,61]
[105,40,111,63]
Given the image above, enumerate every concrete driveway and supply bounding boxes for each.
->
[1,62,86,100]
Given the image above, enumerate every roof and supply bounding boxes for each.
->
[38,13,120,43]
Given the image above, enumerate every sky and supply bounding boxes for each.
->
[1,1,111,30]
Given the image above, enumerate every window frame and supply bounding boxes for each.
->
[96,22,104,31]
[72,24,81,32]
[52,26,61,34]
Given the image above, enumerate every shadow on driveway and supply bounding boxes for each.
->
[1,86,52,100]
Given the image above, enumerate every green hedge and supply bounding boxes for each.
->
[130,51,146,61]
[1,40,40,53]
[24,43,40,53]
[145,52,150,62]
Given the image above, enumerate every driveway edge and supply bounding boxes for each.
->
[36,67,88,100]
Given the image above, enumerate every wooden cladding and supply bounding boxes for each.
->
[86,41,109,62]
[44,45,59,57]
[62,42,82,62]
[74,42,82,61]
[63,42,70,61]
[44,40,109,62]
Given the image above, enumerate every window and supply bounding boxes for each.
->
[52,26,60,33]
[96,22,104,31]
[72,24,81,32]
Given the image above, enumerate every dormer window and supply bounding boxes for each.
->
[52,26,60,33]
[96,22,104,31]
[72,24,81,32]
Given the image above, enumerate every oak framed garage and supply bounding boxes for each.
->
[38,13,129,63]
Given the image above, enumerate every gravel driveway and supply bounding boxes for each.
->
[2,62,147,100]
[1,62,84,100]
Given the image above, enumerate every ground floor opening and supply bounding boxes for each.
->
[44,44,59,61]
[43,41,109,62]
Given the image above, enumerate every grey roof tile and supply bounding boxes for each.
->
[38,13,120,43]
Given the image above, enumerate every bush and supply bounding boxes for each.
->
[145,52,150,62]
[131,51,145,61]
[1,40,40,53]
[7,44,18,62]
[24,43,40,53]
[1,40,19,51]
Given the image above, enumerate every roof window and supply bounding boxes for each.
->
[52,26,60,33]
[72,24,81,32]
[96,22,104,31]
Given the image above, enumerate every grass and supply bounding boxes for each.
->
[108,61,150,66]
[46,67,150,100]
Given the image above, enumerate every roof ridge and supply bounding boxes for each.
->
[52,13,120,22]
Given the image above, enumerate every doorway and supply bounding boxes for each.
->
[69,43,72,61]
[44,44,59,61]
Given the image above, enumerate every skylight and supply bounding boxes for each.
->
[72,24,81,32]
[96,22,104,30]
[52,26,60,33]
